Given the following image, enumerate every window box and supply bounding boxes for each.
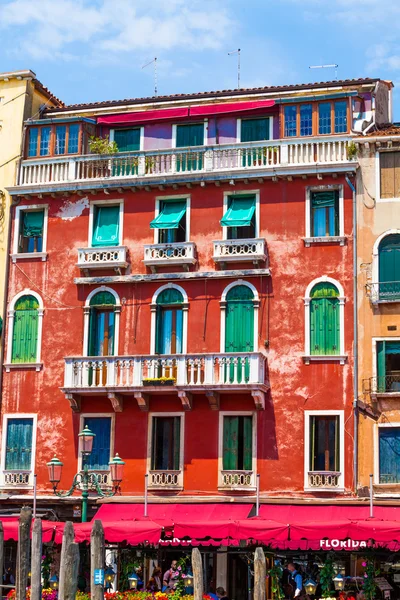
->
[11,252,47,263]
[142,377,176,386]
[303,236,346,247]
[4,362,43,373]
[303,355,347,365]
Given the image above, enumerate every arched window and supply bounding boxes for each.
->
[11,295,39,363]
[225,285,255,353]
[378,233,400,300]
[309,283,340,356]
[88,291,116,357]
[155,288,184,354]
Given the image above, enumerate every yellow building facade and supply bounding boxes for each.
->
[357,126,400,496]
[0,70,62,322]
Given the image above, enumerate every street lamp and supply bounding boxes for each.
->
[304,579,317,596]
[104,566,116,589]
[49,575,59,590]
[47,426,125,523]
[333,574,345,591]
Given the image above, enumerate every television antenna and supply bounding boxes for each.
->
[142,57,158,96]
[309,64,338,81]
[228,48,241,89]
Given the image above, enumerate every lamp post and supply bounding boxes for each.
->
[47,426,125,522]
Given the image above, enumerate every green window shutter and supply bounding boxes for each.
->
[225,286,254,353]
[325,298,340,355]
[176,124,204,147]
[220,196,256,228]
[377,341,386,391]
[5,418,33,471]
[173,416,181,470]
[23,211,44,238]
[113,129,140,152]
[223,416,239,470]
[310,284,340,356]
[243,416,253,471]
[11,296,39,364]
[84,417,111,470]
[310,298,325,355]
[92,205,120,247]
[379,234,400,299]
[241,118,269,142]
[150,202,187,229]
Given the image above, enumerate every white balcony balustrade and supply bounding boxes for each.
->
[213,238,267,265]
[1,470,32,488]
[77,246,128,273]
[308,471,341,490]
[220,470,255,491]
[148,470,183,490]
[143,242,196,272]
[64,352,266,391]
[18,137,355,188]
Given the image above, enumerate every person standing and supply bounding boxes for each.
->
[147,567,162,592]
[287,563,303,598]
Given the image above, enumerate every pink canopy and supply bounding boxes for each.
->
[189,100,275,116]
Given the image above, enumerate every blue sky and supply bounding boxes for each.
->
[1,0,400,115]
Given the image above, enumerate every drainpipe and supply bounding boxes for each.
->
[345,175,358,494]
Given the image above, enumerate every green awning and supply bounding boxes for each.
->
[220,196,255,228]
[150,202,186,229]
[23,211,44,237]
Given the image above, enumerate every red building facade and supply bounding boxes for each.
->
[1,78,389,519]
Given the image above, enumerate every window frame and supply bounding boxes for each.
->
[218,411,257,489]
[78,413,115,473]
[371,229,400,302]
[83,286,121,356]
[281,100,350,138]
[147,411,185,489]
[221,190,260,241]
[220,280,259,353]
[172,121,208,148]
[303,276,346,364]
[304,410,344,492]
[376,150,400,202]
[0,413,38,488]
[236,117,273,143]
[153,195,191,244]
[150,283,189,354]
[374,422,400,486]
[12,204,49,262]
[25,123,83,158]
[88,199,124,248]
[304,185,345,245]
[5,289,44,371]
[109,127,144,151]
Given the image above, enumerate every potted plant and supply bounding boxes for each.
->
[88,135,119,177]
[142,376,176,386]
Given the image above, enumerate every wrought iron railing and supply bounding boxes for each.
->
[365,374,400,394]
[366,281,400,303]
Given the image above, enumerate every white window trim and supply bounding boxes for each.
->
[153,195,191,243]
[88,199,124,248]
[371,229,400,285]
[236,117,273,143]
[376,150,400,203]
[150,283,188,354]
[147,412,185,489]
[374,422,400,485]
[0,413,38,488]
[221,190,260,241]
[304,185,344,242]
[78,413,115,473]
[5,289,44,371]
[303,276,346,362]
[371,336,400,379]
[109,127,144,151]
[304,410,345,492]
[83,286,121,356]
[171,120,208,148]
[12,204,49,263]
[220,280,259,353]
[218,411,257,489]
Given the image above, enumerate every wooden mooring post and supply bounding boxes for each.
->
[91,520,105,600]
[59,521,75,600]
[63,542,80,600]
[192,548,203,600]
[31,518,42,600]
[16,507,32,600]
[254,547,266,600]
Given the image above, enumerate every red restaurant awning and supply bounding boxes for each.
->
[189,100,275,117]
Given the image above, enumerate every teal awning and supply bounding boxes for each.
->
[150,202,186,229]
[23,211,44,237]
[220,196,255,228]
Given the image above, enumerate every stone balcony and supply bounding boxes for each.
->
[62,352,268,412]
[11,136,356,195]
[306,471,342,492]
[77,246,128,274]
[213,238,267,267]
[143,242,196,272]
[148,470,183,491]
[0,470,33,489]
[219,470,256,492]
[366,282,400,304]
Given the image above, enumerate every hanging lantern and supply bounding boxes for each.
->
[78,425,95,455]
[128,572,139,590]
[104,566,116,587]
[49,575,59,590]
[109,454,125,485]
[47,456,63,484]
[185,571,194,588]
[304,579,317,596]
[333,574,345,591]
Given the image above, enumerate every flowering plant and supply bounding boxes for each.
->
[362,558,378,600]
[7,589,58,600]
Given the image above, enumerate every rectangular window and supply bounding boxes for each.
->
[55,126,67,155]
[223,415,252,471]
[18,210,44,253]
[176,123,204,147]
[241,118,270,142]
[376,340,400,392]
[5,418,33,472]
[380,152,400,200]
[83,417,111,470]
[310,190,339,237]
[150,200,187,244]
[221,195,256,240]
[379,427,400,484]
[28,128,39,157]
[151,416,181,471]
[309,415,339,472]
[319,103,332,135]
[113,128,141,152]
[68,124,80,154]
[300,104,313,136]
[334,101,348,134]
[284,106,297,137]
[92,205,120,247]
[39,127,51,156]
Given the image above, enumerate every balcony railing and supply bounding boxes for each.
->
[64,352,266,390]
[17,137,355,187]
[1,470,32,488]
[77,246,128,272]
[366,281,400,303]
[148,470,183,490]
[220,470,255,490]
[213,238,267,265]
[364,374,400,395]
[308,471,341,489]
[143,242,196,271]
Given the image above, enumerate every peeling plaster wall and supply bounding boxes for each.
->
[1,176,354,499]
